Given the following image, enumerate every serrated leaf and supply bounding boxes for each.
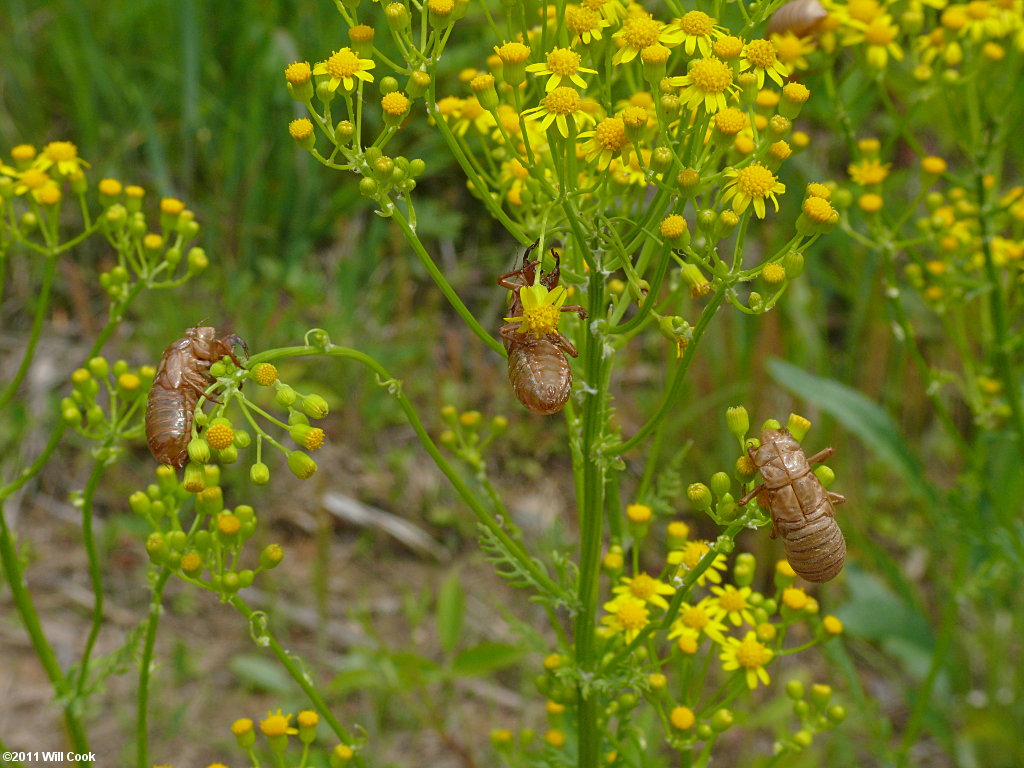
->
[450,642,524,678]
[767,358,936,504]
[437,569,465,655]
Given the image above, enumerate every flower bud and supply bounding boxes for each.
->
[687,482,712,509]
[182,464,206,493]
[287,451,318,479]
[726,406,749,440]
[786,680,805,700]
[709,472,731,498]
[711,708,733,732]
[188,438,212,465]
[275,385,297,408]
[787,413,811,441]
[302,394,330,419]
[146,533,167,563]
[814,465,835,488]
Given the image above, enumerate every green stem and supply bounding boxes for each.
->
[75,455,112,696]
[612,288,725,455]
[230,596,358,748]
[136,568,171,768]
[245,345,560,597]
[389,205,508,359]
[0,500,91,758]
[0,254,57,411]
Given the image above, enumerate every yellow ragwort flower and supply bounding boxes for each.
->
[668,57,738,114]
[720,630,774,689]
[848,157,891,185]
[601,595,650,642]
[526,47,598,91]
[675,10,725,57]
[578,117,629,169]
[613,14,684,65]
[504,281,570,337]
[722,162,786,218]
[312,47,375,93]
[710,583,756,626]
[613,572,675,609]
[740,39,791,87]
[566,4,611,45]
[521,86,595,138]
[36,141,90,176]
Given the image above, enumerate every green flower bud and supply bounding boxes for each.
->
[183,464,206,493]
[194,530,212,551]
[288,409,309,426]
[650,146,672,174]
[358,177,378,198]
[87,357,110,379]
[793,730,813,749]
[287,451,318,479]
[827,705,846,724]
[250,462,270,485]
[145,533,166,563]
[726,406,749,440]
[301,394,330,419]
[783,251,805,279]
[793,700,810,717]
[786,680,805,699]
[697,723,714,740]
[216,444,239,464]
[222,572,240,593]
[156,464,178,492]
[787,413,811,442]
[814,465,835,488]
[275,384,297,407]
[711,708,733,732]
[129,491,151,516]
[197,486,224,516]
[187,247,208,273]
[62,407,81,426]
[260,544,285,569]
[86,405,105,425]
[232,429,251,448]
[188,438,212,465]
[709,472,731,498]
[761,418,782,432]
[238,569,255,589]
[748,291,763,311]
[167,530,187,551]
[385,2,410,30]
[810,683,832,706]
[687,482,712,510]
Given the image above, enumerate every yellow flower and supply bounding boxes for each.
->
[36,141,90,176]
[844,15,904,68]
[669,596,728,643]
[11,167,59,203]
[260,709,298,737]
[601,595,650,642]
[722,163,786,219]
[566,4,611,45]
[284,61,312,85]
[710,583,756,626]
[670,706,695,730]
[714,107,749,136]
[848,157,891,185]
[720,630,774,689]
[771,31,816,70]
[823,615,844,635]
[740,39,791,87]
[504,281,570,337]
[522,86,595,138]
[526,47,598,91]
[578,117,629,169]
[613,572,675,609]
[668,57,738,114]
[312,47,375,93]
[669,540,728,585]
[674,10,725,56]
[613,14,684,65]
[782,586,809,610]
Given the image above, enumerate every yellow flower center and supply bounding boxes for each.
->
[967,0,990,18]
[621,105,648,128]
[11,144,36,162]
[682,605,709,629]
[616,601,649,630]
[594,118,627,149]
[783,587,808,610]
[542,87,582,115]
[735,637,772,668]
[507,159,529,180]
[628,573,657,600]
[218,513,242,535]
[349,24,374,42]
[641,44,671,64]
[496,41,531,64]
[19,169,50,189]
[285,61,312,84]
[718,588,746,612]
[621,15,662,49]
[44,141,77,162]
[206,423,235,450]
[680,11,714,36]
[427,0,454,14]
[660,214,688,238]
[325,48,362,79]
[850,158,890,184]
[567,6,600,33]
[744,39,778,68]
[774,35,806,63]
[689,58,733,93]
[736,163,778,197]
[803,196,834,222]
[261,713,291,737]
[763,263,786,283]
[714,107,748,134]
[714,35,744,58]
[521,303,562,335]
[847,0,882,23]
[382,91,410,116]
[547,47,582,76]
[289,118,314,140]
[864,19,896,45]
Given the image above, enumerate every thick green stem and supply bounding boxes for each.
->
[0,500,91,758]
[0,254,57,411]
[136,569,170,768]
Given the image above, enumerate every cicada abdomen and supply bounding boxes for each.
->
[739,427,846,583]
[766,0,829,37]
[145,326,247,467]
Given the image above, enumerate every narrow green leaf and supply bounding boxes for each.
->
[767,358,937,504]
[437,569,465,655]
[450,642,524,678]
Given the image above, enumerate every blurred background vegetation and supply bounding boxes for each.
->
[2,1,1022,766]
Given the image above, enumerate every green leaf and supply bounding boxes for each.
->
[450,642,524,678]
[437,569,465,655]
[229,653,294,695]
[767,358,936,504]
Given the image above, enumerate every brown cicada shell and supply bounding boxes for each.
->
[738,427,846,583]
[497,242,586,415]
[145,326,247,467]
[766,0,828,37]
